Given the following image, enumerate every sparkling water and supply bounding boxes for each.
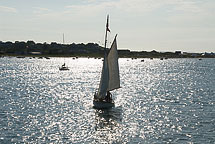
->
[0,57,214,143]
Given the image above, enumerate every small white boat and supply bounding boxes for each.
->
[59,63,69,70]
[93,15,120,109]
[59,34,69,71]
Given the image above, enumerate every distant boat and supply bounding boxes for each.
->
[17,56,25,58]
[93,15,120,109]
[141,59,144,62]
[59,33,69,71]
[59,63,69,70]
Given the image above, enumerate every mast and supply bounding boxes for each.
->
[96,15,111,99]
[63,33,65,44]
[104,15,110,53]
[63,33,65,65]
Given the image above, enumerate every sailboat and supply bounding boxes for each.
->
[59,33,69,71]
[93,15,120,109]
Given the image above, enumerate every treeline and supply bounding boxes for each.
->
[0,41,105,57]
[0,40,214,58]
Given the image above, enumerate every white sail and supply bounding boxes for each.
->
[97,54,109,99]
[107,35,120,91]
[96,35,120,99]
[94,15,120,102]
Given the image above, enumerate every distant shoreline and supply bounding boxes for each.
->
[0,41,215,58]
[1,53,215,59]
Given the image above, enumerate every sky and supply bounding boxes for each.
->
[0,0,215,52]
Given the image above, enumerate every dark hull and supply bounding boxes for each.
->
[93,100,115,109]
[59,67,69,70]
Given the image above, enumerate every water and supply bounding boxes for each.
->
[0,57,214,143]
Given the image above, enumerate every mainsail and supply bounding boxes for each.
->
[97,35,120,99]
[107,35,120,91]
[98,54,109,98]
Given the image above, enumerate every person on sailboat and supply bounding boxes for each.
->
[106,91,112,102]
